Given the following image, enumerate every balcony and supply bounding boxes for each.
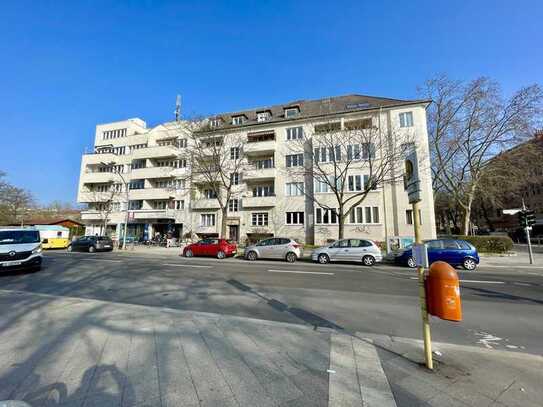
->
[191,199,221,210]
[130,145,178,159]
[130,167,175,179]
[80,172,116,184]
[77,191,119,203]
[132,209,176,220]
[82,152,117,165]
[195,225,218,234]
[80,211,124,223]
[243,167,276,181]
[128,188,175,200]
[242,195,276,208]
[244,140,276,155]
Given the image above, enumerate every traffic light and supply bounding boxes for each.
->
[403,144,421,204]
[526,210,536,227]
[518,209,536,227]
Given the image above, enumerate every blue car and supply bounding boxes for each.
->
[394,239,479,270]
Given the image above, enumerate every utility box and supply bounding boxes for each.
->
[425,261,462,321]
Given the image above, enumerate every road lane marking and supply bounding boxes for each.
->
[162,263,212,268]
[513,282,532,286]
[480,265,543,269]
[409,277,505,284]
[79,258,122,263]
[267,269,334,275]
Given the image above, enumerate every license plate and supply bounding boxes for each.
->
[3,261,21,266]
[104,245,111,248]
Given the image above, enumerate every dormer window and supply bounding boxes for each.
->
[284,107,300,118]
[210,118,222,128]
[232,115,246,125]
[257,111,272,122]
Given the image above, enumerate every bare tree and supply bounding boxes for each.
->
[0,171,35,225]
[89,185,121,235]
[287,120,415,239]
[421,75,542,234]
[170,120,249,238]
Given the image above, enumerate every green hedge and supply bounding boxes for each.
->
[455,235,513,253]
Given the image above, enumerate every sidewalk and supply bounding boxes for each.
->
[1,289,541,406]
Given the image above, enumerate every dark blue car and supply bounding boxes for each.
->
[394,239,479,270]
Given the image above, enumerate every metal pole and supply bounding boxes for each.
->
[522,200,534,264]
[413,201,433,370]
[118,172,129,251]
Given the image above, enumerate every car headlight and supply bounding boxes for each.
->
[32,245,42,254]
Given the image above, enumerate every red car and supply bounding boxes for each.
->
[183,238,237,259]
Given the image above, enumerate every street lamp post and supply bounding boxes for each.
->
[101,161,129,250]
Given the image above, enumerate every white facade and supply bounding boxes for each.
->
[77,95,436,245]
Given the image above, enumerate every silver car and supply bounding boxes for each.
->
[311,238,383,266]
[245,237,304,263]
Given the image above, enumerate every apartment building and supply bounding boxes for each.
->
[78,94,436,245]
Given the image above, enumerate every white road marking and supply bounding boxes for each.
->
[513,282,532,286]
[162,263,212,268]
[79,258,122,263]
[480,265,543,269]
[409,276,505,284]
[267,269,335,275]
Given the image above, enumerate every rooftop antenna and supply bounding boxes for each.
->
[175,94,181,122]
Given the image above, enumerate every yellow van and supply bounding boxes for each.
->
[35,225,70,249]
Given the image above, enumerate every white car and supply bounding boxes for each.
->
[245,237,304,263]
[311,238,383,266]
[0,228,43,272]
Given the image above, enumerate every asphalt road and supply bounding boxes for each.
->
[1,250,542,356]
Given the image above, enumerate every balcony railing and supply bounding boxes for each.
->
[243,167,276,180]
[242,195,276,208]
[191,199,221,210]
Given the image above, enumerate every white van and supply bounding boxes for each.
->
[0,228,43,272]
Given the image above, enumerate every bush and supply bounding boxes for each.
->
[455,235,513,253]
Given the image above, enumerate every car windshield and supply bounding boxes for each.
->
[0,230,40,245]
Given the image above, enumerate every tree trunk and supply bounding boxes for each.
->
[461,188,476,236]
[337,207,345,239]
[220,207,228,238]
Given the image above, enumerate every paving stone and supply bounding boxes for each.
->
[328,333,363,406]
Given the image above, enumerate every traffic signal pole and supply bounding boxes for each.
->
[413,201,433,370]
[522,201,534,265]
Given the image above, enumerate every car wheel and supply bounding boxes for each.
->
[463,258,477,271]
[362,255,376,266]
[407,256,416,268]
[67,245,73,252]
[246,251,258,261]
[88,246,96,253]
[185,249,193,258]
[317,253,330,264]
[217,251,226,259]
[285,252,297,263]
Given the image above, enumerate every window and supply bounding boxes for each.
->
[230,147,240,160]
[175,200,184,210]
[344,118,372,130]
[156,159,186,168]
[129,180,145,190]
[426,240,442,249]
[347,144,360,160]
[314,179,329,193]
[228,199,239,212]
[152,200,168,210]
[331,240,349,248]
[251,212,269,226]
[203,189,217,199]
[178,139,187,148]
[230,172,240,185]
[286,153,304,167]
[253,158,274,169]
[257,111,271,122]
[349,239,372,247]
[349,207,364,223]
[112,146,126,155]
[315,207,339,224]
[155,179,184,189]
[285,182,304,196]
[131,160,146,169]
[128,200,143,210]
[348,175,363,192]
[247,132,275,142]
[405,209,422,225]
[364,206,379,223]
[202,137,222,148]
[129,143,147,152]
[111,183,122,193]
[284,107,299,118]
[232,115,245,125]
[286,212,304,225]
[442,240,460,249]
[286,126,303,140]
[314,145,341,163]
[399,112,414,128]
[201,214,216,227]
[210,118,222,128]
[314,122,341,134]
[252,185,274,197]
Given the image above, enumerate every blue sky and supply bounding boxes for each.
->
[1,0,542,205]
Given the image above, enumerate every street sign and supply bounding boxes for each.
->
[412,243,429,268]
[403,144,421,204]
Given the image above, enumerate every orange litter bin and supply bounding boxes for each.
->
[425,261,462,322]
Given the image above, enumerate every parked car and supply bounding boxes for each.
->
[311,238,383,266]
[68,236,114,253]
[183,238,237,259]
[245,238,303,263]
[394,239,479,270]
[0,228,43,272]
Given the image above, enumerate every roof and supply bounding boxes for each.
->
[201,94,430,132]
[8,218,84,227]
